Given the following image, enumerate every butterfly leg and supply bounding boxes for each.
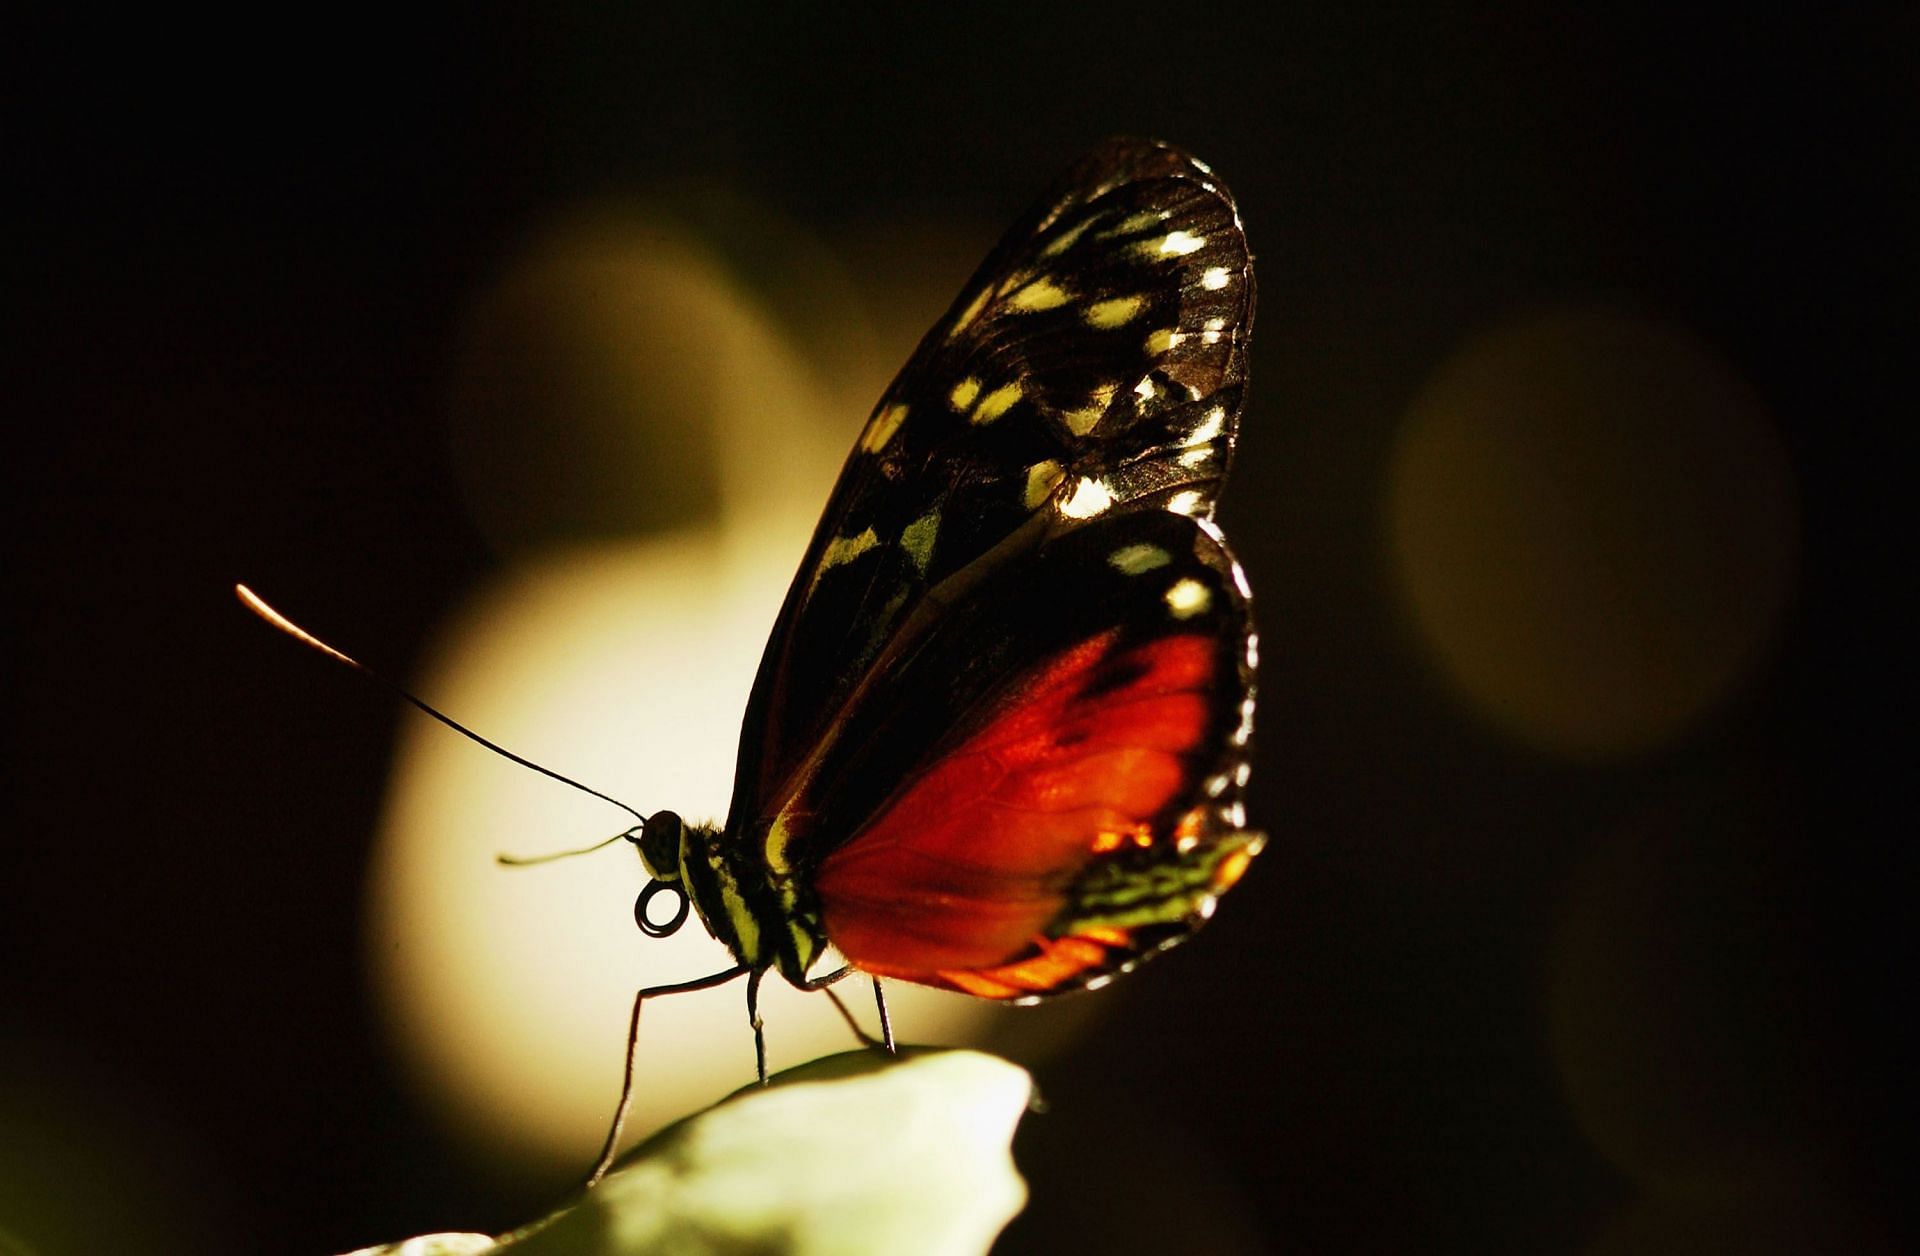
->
[747,967,768,1086]
[872,977,895,1054]
[589,963,749,1188]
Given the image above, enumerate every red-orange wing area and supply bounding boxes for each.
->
[808,512,1257,999]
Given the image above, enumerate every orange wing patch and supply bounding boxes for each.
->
[815,630,1218,980]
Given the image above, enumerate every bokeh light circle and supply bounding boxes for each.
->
[1387,307,1798,759]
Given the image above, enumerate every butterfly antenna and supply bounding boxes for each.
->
[235,584,649,834]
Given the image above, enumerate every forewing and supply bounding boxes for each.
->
[728,139,1254,824]
[800,509,1260,999]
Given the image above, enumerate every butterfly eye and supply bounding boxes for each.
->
[637,809,685,881]
[634,877,691,939]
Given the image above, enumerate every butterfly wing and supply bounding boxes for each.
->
[726,138,1255,830]
[801,507,1260,998]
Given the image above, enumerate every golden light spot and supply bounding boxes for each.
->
[1178,447,1212,469]
[1184,405,1226,447]
[1202,316,1227,345]
[859,401,909,454]
[1133,377,1158,401]
[1108,543,1171,575]
[1165,577,1211,618]
[1201,266,1231,290]
[1388,307,1798,760]
[1091,830,1124,853]
[1040,216,1096,257]
[1133,831,1154,848]
[1023,460,1065,509]
[1167,490,1204,515]
[816,527,879,579]
[1059,476,1114,519]
[1086,296,1146,329]
[948,377,981,412]
[971,382,1023,425]
[899,509,940,574]
[1009,279,1070,311]
[1062,383,1117,436]
[948,288,991,339]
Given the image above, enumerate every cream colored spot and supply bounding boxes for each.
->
[1159,230,1206,256]
[1146,328,1185,355]
[1167,490,1204,515]
[1184,405,1226,447]
[971,382,1022,425]
[1108,543,1171,575]
[1063,382,1117,437]
[1201,266,1232,290]
[949,377,981,412]
[1133,377,1158,401]
[816,527,879,578]
[1086,296,1145,329]
[1179,447,1212,469]
[1023,461,1065,509]
[1165,577,1211,618]
[948,288,991,339]
[1108,210,1166,238]
[1202,316,1226,345]
[899,509,940,574]
[860,402,909,453]
[1059,476,1114,519]
[1040,216,1097,257]
[1009,278,1069,311]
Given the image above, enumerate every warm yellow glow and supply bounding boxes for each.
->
[1200,266,1231,290]
[1153,230,1205,256]
[1023,461,1064,509]
[949,377,981,412]
[859,402,909,454]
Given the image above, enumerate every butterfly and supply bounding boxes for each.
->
[623,135,1260,1114]
[240,136,1260,1184]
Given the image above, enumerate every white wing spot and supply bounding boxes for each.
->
[1147,230,1206,257]
[1058,476,1114,519]
[1063,382,1117,436]
[948,288,991,339]
[1165,577,1212,618]
[899,509,940,574]
[971,382,1023,425]
[812,527,879,591]
[1108,543,1171,575]
[1009,278,1069,311]
[1167,489,1205,515]
[1023,460,1065,509]
[1133,377,1158,401]
[1145,328,1185,355]
[860,402,909,454]
[1201,266,1232,290]
[1184,405,1226,447]
[1086,296,1145,329]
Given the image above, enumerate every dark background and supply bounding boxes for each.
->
[6,7,1904,1253]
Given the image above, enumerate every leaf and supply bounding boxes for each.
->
[341,1049,1033,1256]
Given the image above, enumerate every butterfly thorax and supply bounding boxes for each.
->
[670,812,828,984]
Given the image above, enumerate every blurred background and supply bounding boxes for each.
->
[5,7,1904,1253]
